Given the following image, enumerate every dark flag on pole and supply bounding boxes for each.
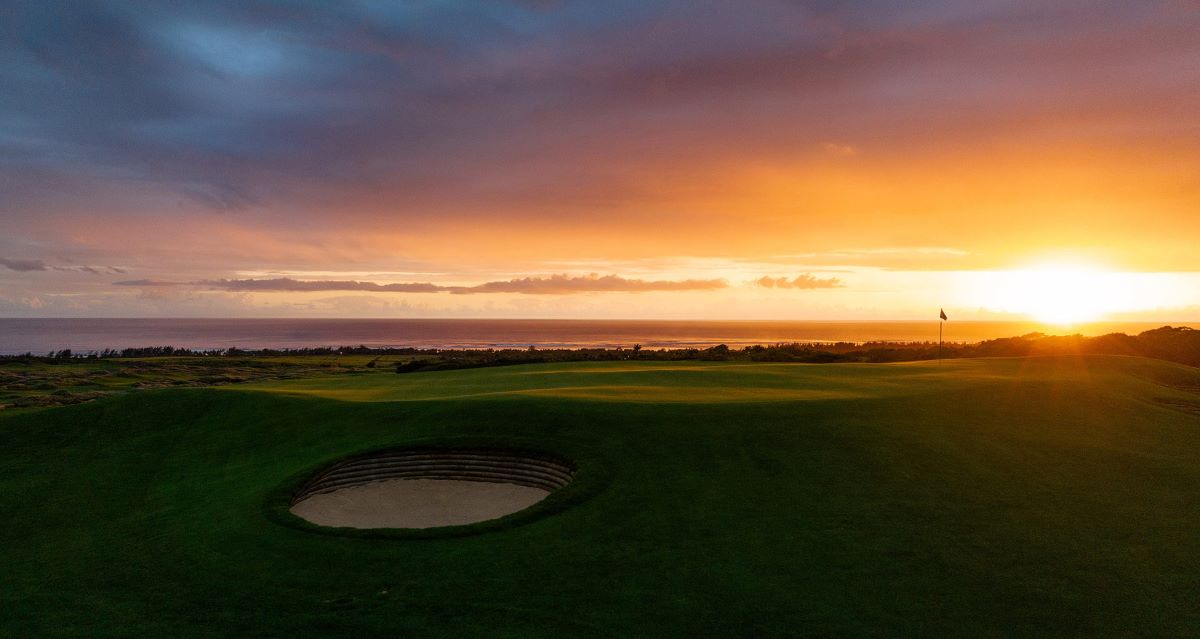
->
[938,309,947,361]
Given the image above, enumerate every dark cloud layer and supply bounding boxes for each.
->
[1,257,123,274]
[114,274,728,295]
[4,0,1200,317]
[0,258,48,272]
[4,0,1196,226]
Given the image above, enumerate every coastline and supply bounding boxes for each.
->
[0,317,1191,356]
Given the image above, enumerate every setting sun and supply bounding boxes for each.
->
[961,264,1173,325]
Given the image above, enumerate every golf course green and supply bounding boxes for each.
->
[2,355,1198,637]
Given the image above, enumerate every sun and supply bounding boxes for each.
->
[977,264,1133,325]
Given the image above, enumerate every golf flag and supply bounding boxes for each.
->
[938,308,947,361]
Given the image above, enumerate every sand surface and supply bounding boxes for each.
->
[290,478,551,529]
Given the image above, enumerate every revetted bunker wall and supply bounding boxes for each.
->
[291,448,575,505]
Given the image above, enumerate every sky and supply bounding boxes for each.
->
[2,0,1199,321]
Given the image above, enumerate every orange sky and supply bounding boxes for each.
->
[2,1,1198,320]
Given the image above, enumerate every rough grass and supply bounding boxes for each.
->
[1,355,1199,637]
[0,356,406,411]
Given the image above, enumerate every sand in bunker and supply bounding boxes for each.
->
[290,479,551,529]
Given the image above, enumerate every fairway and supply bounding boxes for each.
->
[3,356,1199,637]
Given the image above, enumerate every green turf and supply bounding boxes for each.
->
[2,356,1199,637]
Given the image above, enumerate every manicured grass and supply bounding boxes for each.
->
[2,355,1199,637]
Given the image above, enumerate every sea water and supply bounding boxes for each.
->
[0,318,1187,355]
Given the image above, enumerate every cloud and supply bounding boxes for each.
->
[0,258,49,272]
[5,0,1200,313]
[451,274,727,295]
[115,277,442,292]
[113,274,728,295]
[51,264,126,275]
[1,257,127,274]
[755,274,844,289]
[822,142,858,157]
[5,0,1194,235]
[203,278,445,293]
[113,279,187,287]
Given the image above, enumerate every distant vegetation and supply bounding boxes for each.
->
[3,327,1196,411]
[392,326,1200,372]
[0,355,369,411]
[3,327,1197,371]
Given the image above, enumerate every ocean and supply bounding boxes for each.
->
[0,318,1189,355]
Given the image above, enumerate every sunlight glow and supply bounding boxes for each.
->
[963,264,1171,325]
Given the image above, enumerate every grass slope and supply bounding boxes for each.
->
[2,356,1198,637]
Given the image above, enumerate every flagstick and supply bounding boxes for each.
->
[937,309,947,364]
